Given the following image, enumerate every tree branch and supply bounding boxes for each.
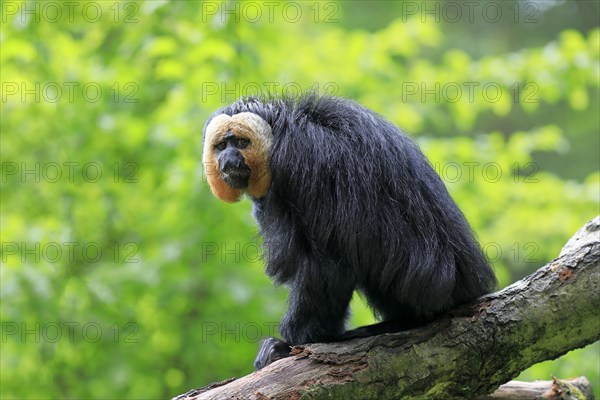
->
[174,217,600,400]
[482,376,594,399]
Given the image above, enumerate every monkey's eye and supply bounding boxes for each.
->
[215,141,227,151]
[237,138,250,149]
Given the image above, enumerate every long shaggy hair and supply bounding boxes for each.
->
[204,94,496,345]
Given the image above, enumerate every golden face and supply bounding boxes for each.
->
[203,112,273,202]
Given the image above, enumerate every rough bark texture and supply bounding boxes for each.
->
[482,377,594,399]
[174,217,600,400]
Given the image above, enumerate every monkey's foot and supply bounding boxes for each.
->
[254,337,292,370]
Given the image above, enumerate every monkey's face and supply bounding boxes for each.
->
[203,112,273,202]
[214,132,252,189]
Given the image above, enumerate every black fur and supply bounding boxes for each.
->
[205,94,497,368]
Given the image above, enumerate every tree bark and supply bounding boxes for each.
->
[174,217,600,400]
[482,376,594,399]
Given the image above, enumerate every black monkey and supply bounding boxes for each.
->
[202,94,496,370]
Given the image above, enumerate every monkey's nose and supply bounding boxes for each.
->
[221,160,243,174]
[220,151,245,173]
[220,153,250,179]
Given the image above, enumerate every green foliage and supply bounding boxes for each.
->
[1,1,598,398]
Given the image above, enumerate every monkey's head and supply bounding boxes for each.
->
[203,112,273,202]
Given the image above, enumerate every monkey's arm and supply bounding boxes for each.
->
[254,255,355,370]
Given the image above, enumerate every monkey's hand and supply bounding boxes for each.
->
[254,337,292,370]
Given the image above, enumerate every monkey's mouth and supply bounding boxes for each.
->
[221,168,250,189]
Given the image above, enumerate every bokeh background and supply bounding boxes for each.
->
[1,1,598,398]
